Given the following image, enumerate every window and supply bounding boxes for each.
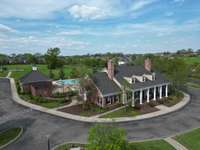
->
[152,72,156,80]
[132,77,136,83]
[142,76,146,82]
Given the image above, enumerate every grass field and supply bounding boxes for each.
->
[179,56,200,64]
[55,140,175,150]
[100,107,140,118]
[129,140,175,150]
[0,128,21,146]
[0,71,8,77]
[1,64,93,80]
[187,82,200,88]
[178,56,200,64]
[175,128,200,150]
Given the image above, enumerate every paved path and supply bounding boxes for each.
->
[165,137,188,150]
[0,78,200,150]
[6,72,12,78]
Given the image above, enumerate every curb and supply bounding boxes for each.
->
[10,78,191,123]
[0,127,23,150]
[51,141,86,150]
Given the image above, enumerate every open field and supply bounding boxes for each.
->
[55,140,175,150]
[178,56,200,64]
[0,128,22,147]
[0,64,93,80]
[175,128,200,150]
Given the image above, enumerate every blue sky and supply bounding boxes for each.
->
[0,0,200,55]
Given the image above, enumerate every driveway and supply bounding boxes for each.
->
[0,78,200,150]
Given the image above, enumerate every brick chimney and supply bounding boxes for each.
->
[107,60,114,80]
[144,58,152,72]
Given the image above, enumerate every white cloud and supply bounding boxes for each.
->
[57,30,82,36]
[0,0,159,20]
[0,24,16,33]
[68,4,107,20]
[130,0,157,11]
[0,0,73,19]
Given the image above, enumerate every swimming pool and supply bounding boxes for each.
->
[56,79,79,85]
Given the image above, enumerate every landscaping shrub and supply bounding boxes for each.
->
[52,92,66,98]
[134,103,141,110]
[158,99,164,104]
[149,101,157,107]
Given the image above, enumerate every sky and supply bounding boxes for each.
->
[0,0,200,55]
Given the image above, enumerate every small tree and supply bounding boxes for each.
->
[86,124,130,150]
[49,69,54,79]
[59,68,65,79]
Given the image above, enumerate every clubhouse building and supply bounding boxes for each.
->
[90,58,170,107]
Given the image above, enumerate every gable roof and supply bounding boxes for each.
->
[115,64,169,90]
[91,72,121,96]
[115,64,151,77]
[20,70,51,85]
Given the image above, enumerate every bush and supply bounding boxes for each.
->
[52,92,66,98]
[82,101,92,111]
[134,103,141,110]
[149,101,157,107]
[158,99,164,104]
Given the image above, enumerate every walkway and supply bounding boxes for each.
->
[165,137,188,150]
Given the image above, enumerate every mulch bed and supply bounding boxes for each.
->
[138,103,159,114]
[59,103,122,117]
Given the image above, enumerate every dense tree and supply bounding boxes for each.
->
[86,124,129,150]
[45,47,61,69]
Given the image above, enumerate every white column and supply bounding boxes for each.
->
[153,86,156,101]
[165,85,168,97]
[140,89,143,104]
[132,91,135,107]
[147,88,150,103]
[159,86,162,99]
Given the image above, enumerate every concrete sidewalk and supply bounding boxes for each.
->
[165,137,188,150]
[10,78,190,123]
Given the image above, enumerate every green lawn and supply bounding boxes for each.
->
[0,71,8,77]
[175,128,200,150]
[55,140,175,150]
[20,94,70,109]
[129,140,175,150]
[4,64,93,80]
[100,107,140,118]
[187,82,200,88]
[0,128,22,146]
[179,56,200,64]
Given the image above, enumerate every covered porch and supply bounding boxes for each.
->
[131,84,169,106]
[97,93,121,107]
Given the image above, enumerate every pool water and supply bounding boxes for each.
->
[56,79,79,85]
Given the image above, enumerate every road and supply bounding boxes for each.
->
[0,78,200,150]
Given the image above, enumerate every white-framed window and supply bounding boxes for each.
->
[132,77,136,83]
[142,76,146,82]
[152,72,156,80]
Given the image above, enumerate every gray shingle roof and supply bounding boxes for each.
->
[91,72,121,96]
[115,64,169,90]
[115,64,151,76]
[20,70,51,85]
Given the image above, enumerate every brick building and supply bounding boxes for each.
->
[19,68,53,97]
